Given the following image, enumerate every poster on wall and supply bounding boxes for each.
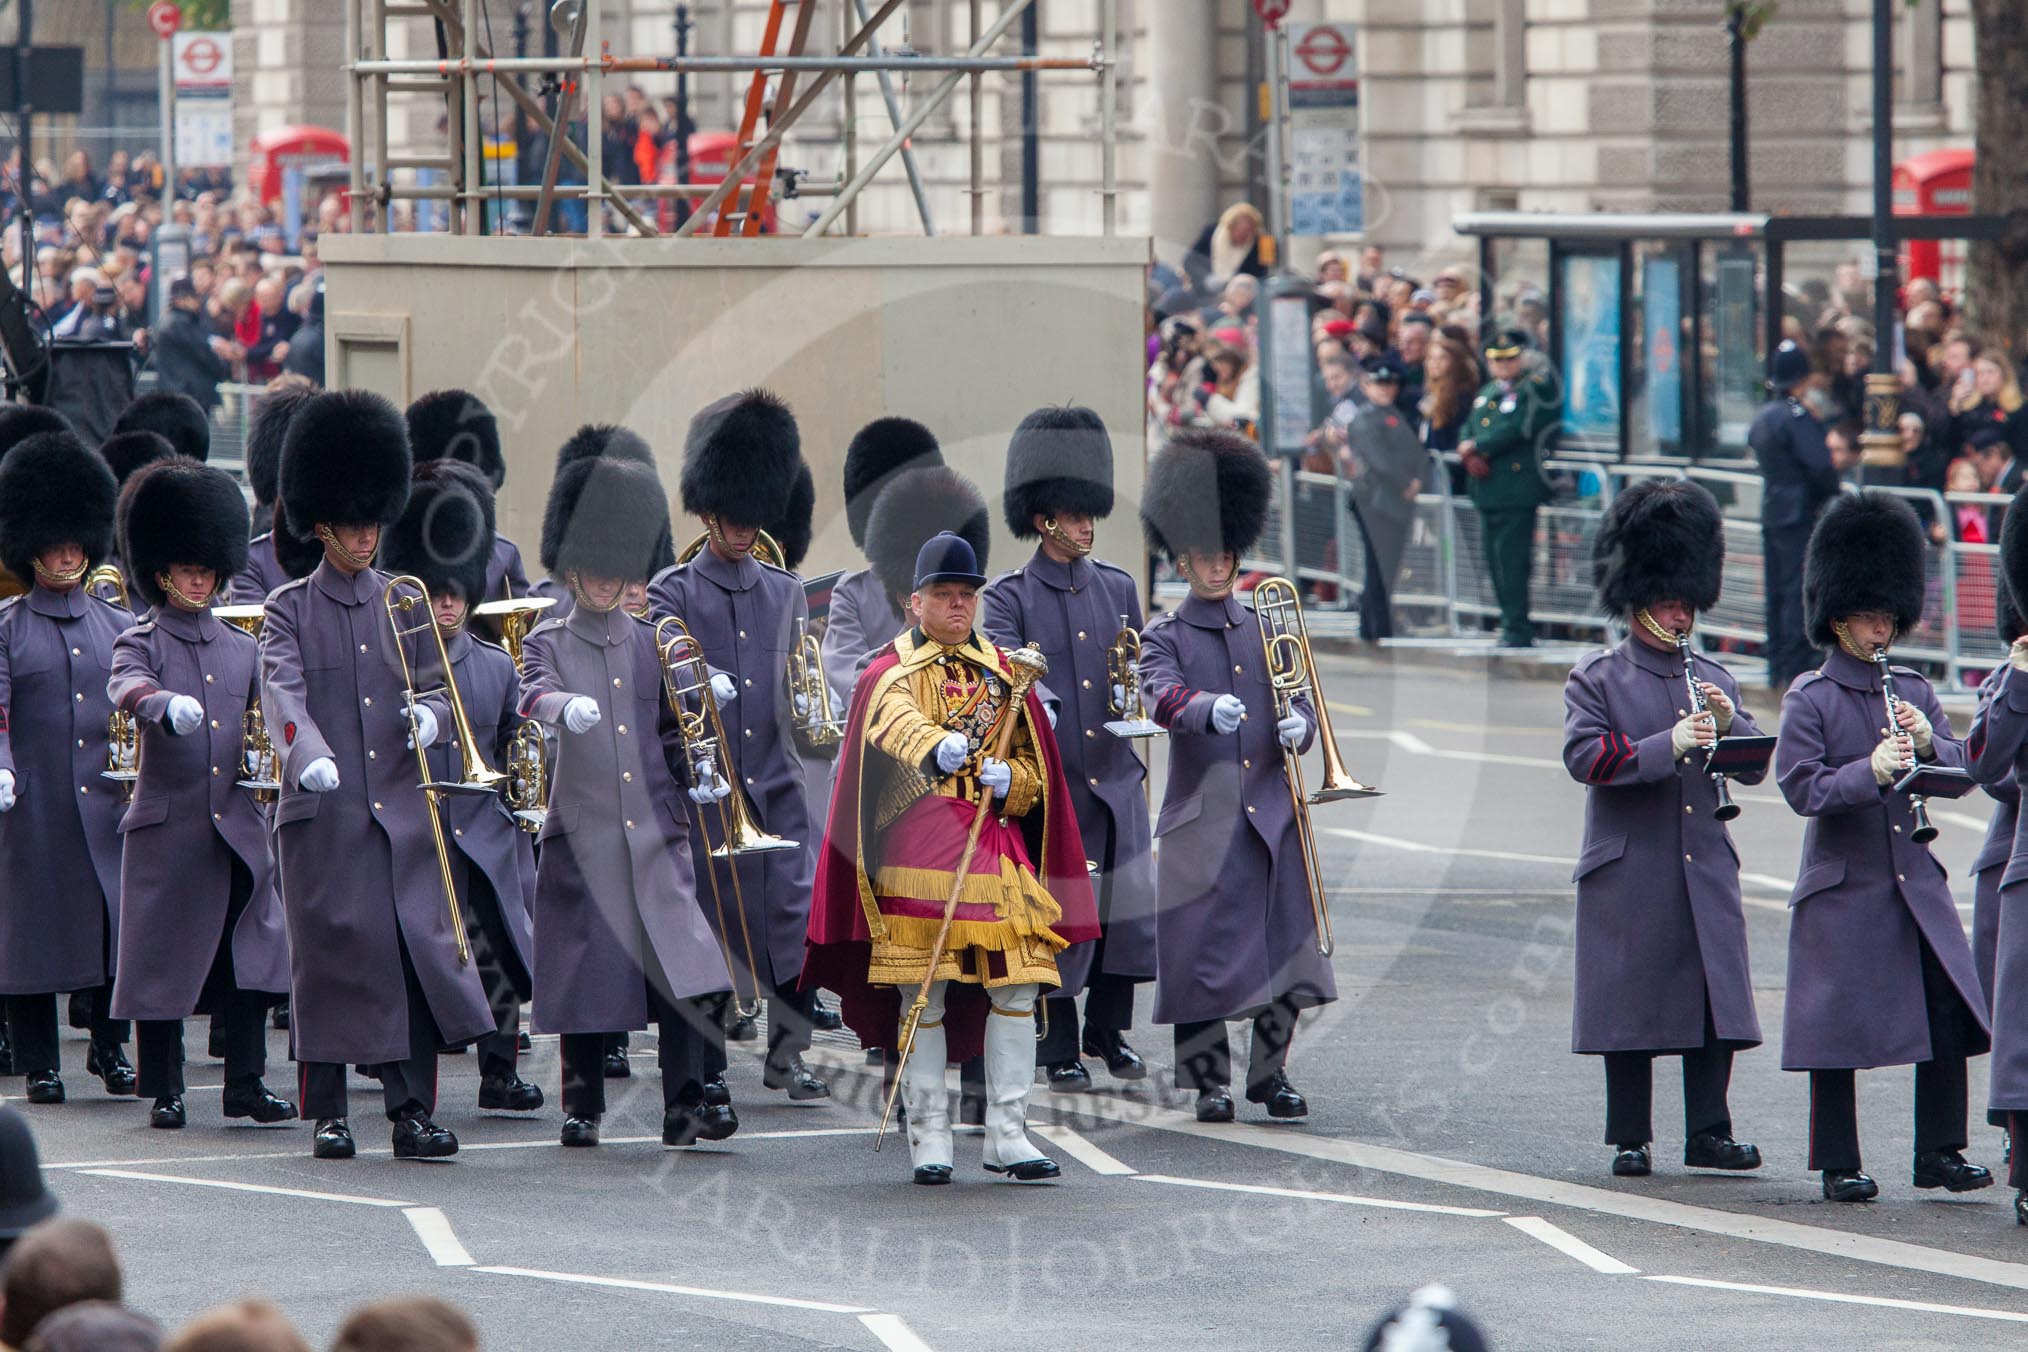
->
[1559,253,1621,445]
[1713,252,1761,447]
[1643,257,1683,449]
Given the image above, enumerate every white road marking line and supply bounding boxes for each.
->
[1387,729,1435,755]
[1337,730,1564,770]
[859,1312,937,1352]
[1741,872,1797,893]
[1032,1125,1137,1175]
[404,1207,475,1266]
[470,1265,873,1314]
[1938,809,1990,831]
[79,1168,413,1208]
[1644,1275,2028,1324]
[1131,1173,1503,1218]
[1321,826,1577,868]
[1504,1215,1639,1274]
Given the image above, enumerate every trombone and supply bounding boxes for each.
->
[788,617,844,747]
[473,597,558,833]
[1255,576,1382,958]
[1103,615,1164,739]
[654,614,795,1018]
[214,604,280,803]
[383,574,509,967]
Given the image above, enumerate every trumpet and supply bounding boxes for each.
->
[1873,646,1938,844]
[1255,577,1381,959]
[655,615,791,1018]
[213,605,280,802]
[1103,615,1164,739]
[384,574,508,967]
[1676,633,1739,822]
[86,563,129,610]
[788,617,844,747]
[472,597,559,834]
[102,707,139,802]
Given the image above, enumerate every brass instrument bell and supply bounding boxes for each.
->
[1103,614,1164,739]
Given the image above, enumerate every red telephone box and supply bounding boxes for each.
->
[656,130,777,235]
[247,125,351,206]
[1894,147,1973,296]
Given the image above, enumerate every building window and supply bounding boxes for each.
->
[1898,0,1944,128]
[1460,0,1529,136]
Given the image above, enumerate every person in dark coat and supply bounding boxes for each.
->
[820,417,945,711]
[1783,492,1992,1202]
[405,390,531,607]
[982,405,1157,1091]
[1343,355,1429,641]
[0,433,137,1104]
[379,460,543,1115]
[112,390,210,464]
[522,423,659,623]
[280,283,324,385]
[1563,480,1766,1179]
[1750,340,1844,689]
[1138,429,1330,1123]
[520,452,738,1150]
[648,389,830,1103]
[106,459,294,1130]
[150,278,233,413]
[230,382,320,602]
[1459,328,1559,649]
[1969,578,2025,1149]
[261,389,492,1162]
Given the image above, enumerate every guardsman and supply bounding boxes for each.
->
[112,389,211,464]
[520,451,738,1150]
[380,460,544,1116]
[982,405,1157,1091]
[231,380,321,602]
[648,390,829,1102]
[98,429,176,490]
[106,459,295,1130]
[1783,493,1991,1202]
[805,531,1100,1185]
[524,423,660,623]
[821,418,946,708]
[262,389,496,1162]
[1750,340,1843,689]
[1562,480,1765,1179]
[405,390,532,606]
[1138,429,1332,1123]
[1458,327,1559,649]
[1972,579,2024,1153]
[0,432,137,1103]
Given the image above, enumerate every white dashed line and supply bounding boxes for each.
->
[1033,1124,1137,1175]
[1130,1173,1504,1218]
[859,1312,938,1352]
[404,1207,475,1266]
[1644,1275,2028,1324]
[470,1265,873,1314]
[78,1168,413,1208]
[1504,1216,1639,1274]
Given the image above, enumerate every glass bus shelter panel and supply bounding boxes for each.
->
[1702,239,1765,457]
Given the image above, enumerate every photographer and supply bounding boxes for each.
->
[152,276,235,411]
[52,285,131,343]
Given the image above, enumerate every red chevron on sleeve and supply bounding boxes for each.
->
[1154,686,1196,728]
[1586,732,1635,784]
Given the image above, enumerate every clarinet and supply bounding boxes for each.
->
[1872,646,1938,844]
[1676,634,1739,821]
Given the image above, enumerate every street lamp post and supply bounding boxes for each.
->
[1861,0,1904,468]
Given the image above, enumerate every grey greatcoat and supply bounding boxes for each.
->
[1344,401,1426,588]
[0,585,130,995]
[518,602,730,1032]
[820,567,904,710]
[259,560,493,1065]
[1561,638,1765,1054]
[1777,649,1989,1070]
[1971,662,2017,1008]
[648,548,815,989]
[486,534,531,605]
[106,605,290,1019]
[228,532,293,604]
[1965,663,2028,1110]
[1139,591,1333,1024]
[982,549,1158,994]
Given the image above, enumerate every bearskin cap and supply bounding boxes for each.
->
[118,459,251,609]
[542,456,671,583]
[1003,404,1115,537]
[679,389,798,527]
[864,465,990,602]
[279,389,412,541]
[113,390,210,463]
[406,388,505,490]
[0,431,119,581]
[843,417,942,550]
[1140,427,1272,562]
[382,460,496,604]
[1592,479,1724,619]
[1804,491,1926,648]
[554,423,655,474]
[245,381,319,508]
[99,430,178,487]
[770,460,816,571]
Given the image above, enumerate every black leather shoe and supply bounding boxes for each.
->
[271,1001,290,1031]
[221,1081,297,1123]
[810,998,843,1033]
[702,1076,731,1107]
[1195,1087,1235,1123]
[313,1118,356,1160]
[1822,1169,1879,1202]
[603,1047,631,1079]
[88,1042,137,1096]
[391,1109,458,1159]
[984,1157,1062,1182]
[1685,1133,1762,1171]
[478,1073,544,1112]
[560,1116,600,1148]
[762,1054,830,1101]
[1913,1149,1993,1193]
[1245,1070,1308,1119]
[692,1101,739,1141]
[149,1095,186,1129]
[913,1164,952,1186]
[726,1012,759,1043]
[25,1072,63,1105]
[2016,1189,2028,1226]
[1045,1059,1093,1092]
[1612,1145,1652,1177]
[1081,1028,1148,1081]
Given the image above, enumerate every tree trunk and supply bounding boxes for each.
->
[1967,0,2028,350]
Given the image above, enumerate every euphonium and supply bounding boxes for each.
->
[1255,576,1382,959]
[1103,614,1164,739]
[212,605,280,802]
[471,596,556,669]
[674,528,786,570]
[788,617,844,747]
[472,597,559,835]
[1675,632,1739,822]
[85,563,129,609]
[1874,646,1939,844]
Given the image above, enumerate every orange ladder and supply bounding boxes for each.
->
[714,0,819,237]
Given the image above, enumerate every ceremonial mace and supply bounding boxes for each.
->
[876,643,1049,1150]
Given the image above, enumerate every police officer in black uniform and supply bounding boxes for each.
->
[1750,339,1846,689]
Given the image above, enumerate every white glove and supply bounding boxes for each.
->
[300,757,340,793]
[710,672,738,706]
[562,696,602,735]
[1697,683,1735,736]
[1670,712,1715,759]
[1872,735,1913,786]
[2012,637,2028,674]
[1210,694,1246,735]
[979,757,1012,800]
[166,695,204,736]
[791,691,810,718]
[1044,701,1059,729]
[688,767,732,804]
[0,768,15,812]
[934,730,970,775]
[405,703,438,750]
[1276,714,1306,750]
[1894,699,1934,755]
[1112,683,1128,710]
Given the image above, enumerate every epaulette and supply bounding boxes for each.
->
[468,634,513,662]
[1787,669,1826,694]
[87,591,133,617]
[1092,558,1134,583]
[0,594,18,615]
[1889,663,1927,683]
[525,614,567,639]
[1570,647,1614,675]
[268,575,313,600]
[250,531,273,547]
[1143,609,1181,634]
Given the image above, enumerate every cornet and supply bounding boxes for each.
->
[1103,615,1164,739]
[472,597,558,834]
[788,617,844,747]
[102,708,139,802]
[214,605,280,802]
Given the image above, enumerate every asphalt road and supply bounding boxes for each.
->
[13,647,2028,1352]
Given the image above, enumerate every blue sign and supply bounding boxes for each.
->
[1644,257,1682,447]
[1560,253,1621,443]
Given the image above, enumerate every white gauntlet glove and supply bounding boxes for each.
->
[1872,734,1912,786]
[1210,694,1246,736]
[934,731,970,775]
[1276,714,1307,750]
[791,690,810,718]
[166,695,204,736]
[405,703,438,751]
[1044,701,1059,729]
[1697,683,1735,736]
[979,757,1012,800]
[0,768,16,812]
[710,672,739,706]
[2011,636,2028,674]
[562,697,602,735]
[300,757,340,793]
[688,765,732,804]
[1670,711,1715,760]
[1895,700,1934,755]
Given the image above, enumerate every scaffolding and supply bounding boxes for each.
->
[342,0,1120,240]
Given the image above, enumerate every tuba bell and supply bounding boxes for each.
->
[213,605,281,802]
[1103,614,1164,739]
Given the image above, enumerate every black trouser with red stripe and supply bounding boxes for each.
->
[298,932,443,1123]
